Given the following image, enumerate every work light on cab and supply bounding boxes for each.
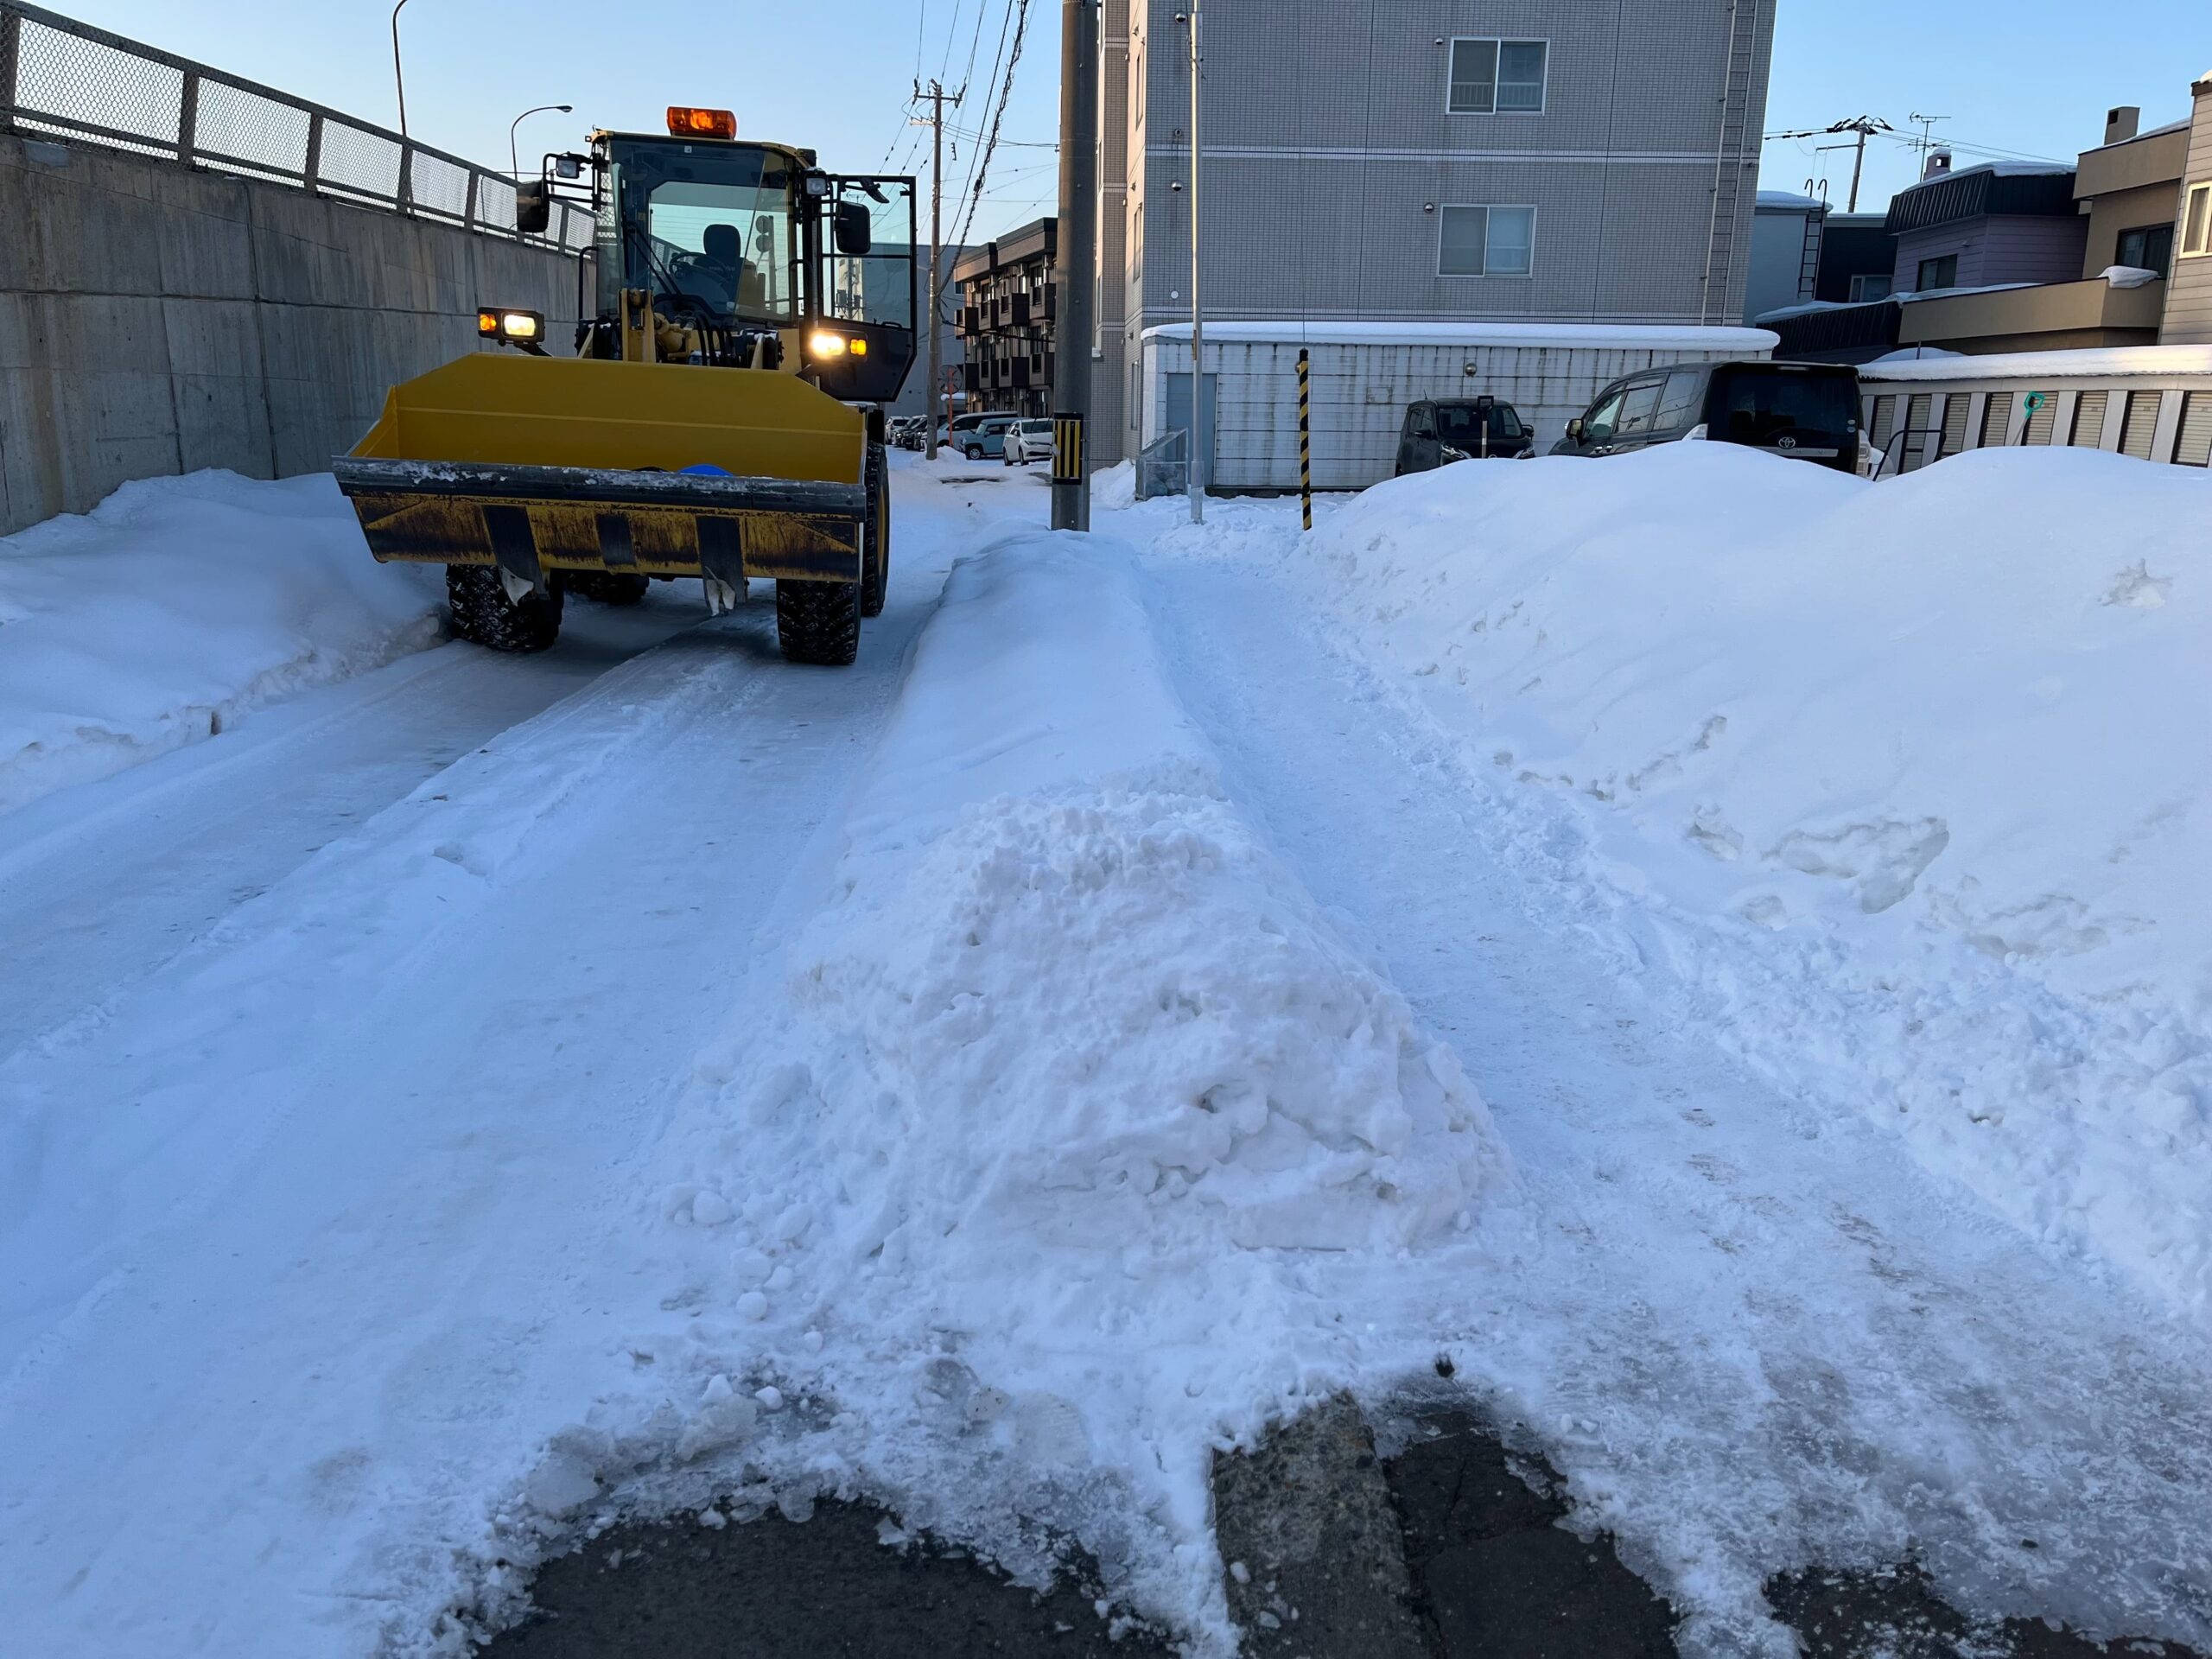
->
[476,308,547,352]
[808,331,868,359]
[666,106,736,138]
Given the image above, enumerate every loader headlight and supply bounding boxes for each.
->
[809,330,865,359]
[478,307,546,345]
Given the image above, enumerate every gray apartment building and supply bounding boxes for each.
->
[1092,0,1777,465]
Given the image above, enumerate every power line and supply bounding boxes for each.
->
[948,0,1033,261]
[950,0,1020,212]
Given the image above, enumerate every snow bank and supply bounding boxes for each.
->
[627,531,1503,1637]
[1307,443,2212,1321]
[0,470,441,814]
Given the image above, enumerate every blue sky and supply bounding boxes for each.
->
[55,1,2212,236]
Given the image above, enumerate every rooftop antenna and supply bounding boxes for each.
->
[1909,111,1950,170]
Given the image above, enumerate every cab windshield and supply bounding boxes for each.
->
[605,140,798,324]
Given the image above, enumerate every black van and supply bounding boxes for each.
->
[1395,397,1536,474]
[1550,361,1862,473]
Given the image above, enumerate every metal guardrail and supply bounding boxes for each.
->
[0,1,591,252]
[1135,427,1188,501]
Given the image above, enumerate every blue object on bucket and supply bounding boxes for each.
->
[680,463,733,476]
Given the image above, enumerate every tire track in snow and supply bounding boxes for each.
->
[1136,556,2212,1657]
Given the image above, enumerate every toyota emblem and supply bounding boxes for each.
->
[1776,435,1797,450]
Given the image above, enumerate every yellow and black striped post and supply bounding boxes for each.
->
[1296,348,1313,531]
[1051,411,1088,532]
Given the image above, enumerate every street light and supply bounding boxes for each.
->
[390,0,412,140]
[510,104,573,180]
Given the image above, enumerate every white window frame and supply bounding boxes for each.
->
[1446,37,1549,116]
[2183,181,2212,257]
[1437,204,1539,278]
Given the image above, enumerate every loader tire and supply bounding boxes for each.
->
[776,579,861,666]
[563,570,651,606]
[447,565,563,653]
[861,442,890,619]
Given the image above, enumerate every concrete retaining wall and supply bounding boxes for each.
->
[0,131,582,535]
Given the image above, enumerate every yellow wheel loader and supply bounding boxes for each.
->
[333,109,915,666]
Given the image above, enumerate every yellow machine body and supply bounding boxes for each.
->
[337,353,868,585]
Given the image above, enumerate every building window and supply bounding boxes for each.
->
[1447,39,1548,114]
[1916,253,1958,291]
[2115,222,2173,276]
[1439,205,1536,276]
[1848,273,1892,302]
[2183,182,2212,257]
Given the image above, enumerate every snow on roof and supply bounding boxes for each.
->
[1900,159,2072,190]
[1141,321,1781,352]
[1756,189,1827,211]
[2085,116,2190,151]
[1895,282,2039,304]
[1859,343,2212,382]
[1753,299,1871,325]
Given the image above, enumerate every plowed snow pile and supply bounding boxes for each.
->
[1308,443,2211,1320]
[0,470,439,814]
[575,534,1504,1645]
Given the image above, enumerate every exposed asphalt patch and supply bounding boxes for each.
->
[477,1497,1172,1658]
[1766,1562,2207,1658]
[1380,1404,1678,1657]
[475,1399,2207,1657]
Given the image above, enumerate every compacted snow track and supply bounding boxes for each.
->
[0,596,699,1061]
[1139,555,2212,1655]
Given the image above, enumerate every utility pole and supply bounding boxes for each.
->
[1768,116,1892,213]
[1177,1,1203,524]
[1052,0,1099,532]
[915,79,963,460]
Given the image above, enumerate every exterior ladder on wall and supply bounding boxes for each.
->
[1700,0,1764,324]
[1797,210,1825,304]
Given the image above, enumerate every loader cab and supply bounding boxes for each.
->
[560,123,918,404]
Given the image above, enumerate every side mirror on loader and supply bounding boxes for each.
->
[514,181,551,235]
[833,200,873,257]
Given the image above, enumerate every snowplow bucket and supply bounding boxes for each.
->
[334,353,868,588]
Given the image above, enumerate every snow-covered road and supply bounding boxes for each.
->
[2,454,2205,1657]
[1146,555,2212,1654]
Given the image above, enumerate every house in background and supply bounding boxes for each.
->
[1883,151,2085,301]
[1769,72,2212,361]
[2163,70,2212,344]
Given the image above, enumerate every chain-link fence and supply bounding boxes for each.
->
[1135,428,1189,501]
[0,1,592,251]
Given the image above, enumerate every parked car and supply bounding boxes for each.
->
[1551,360,1863,473]
[959,416,1019,461]
[938,412,989,449]
[889,416,925,451]
[1004,417,1057,467]
[1394,397,1534,474]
